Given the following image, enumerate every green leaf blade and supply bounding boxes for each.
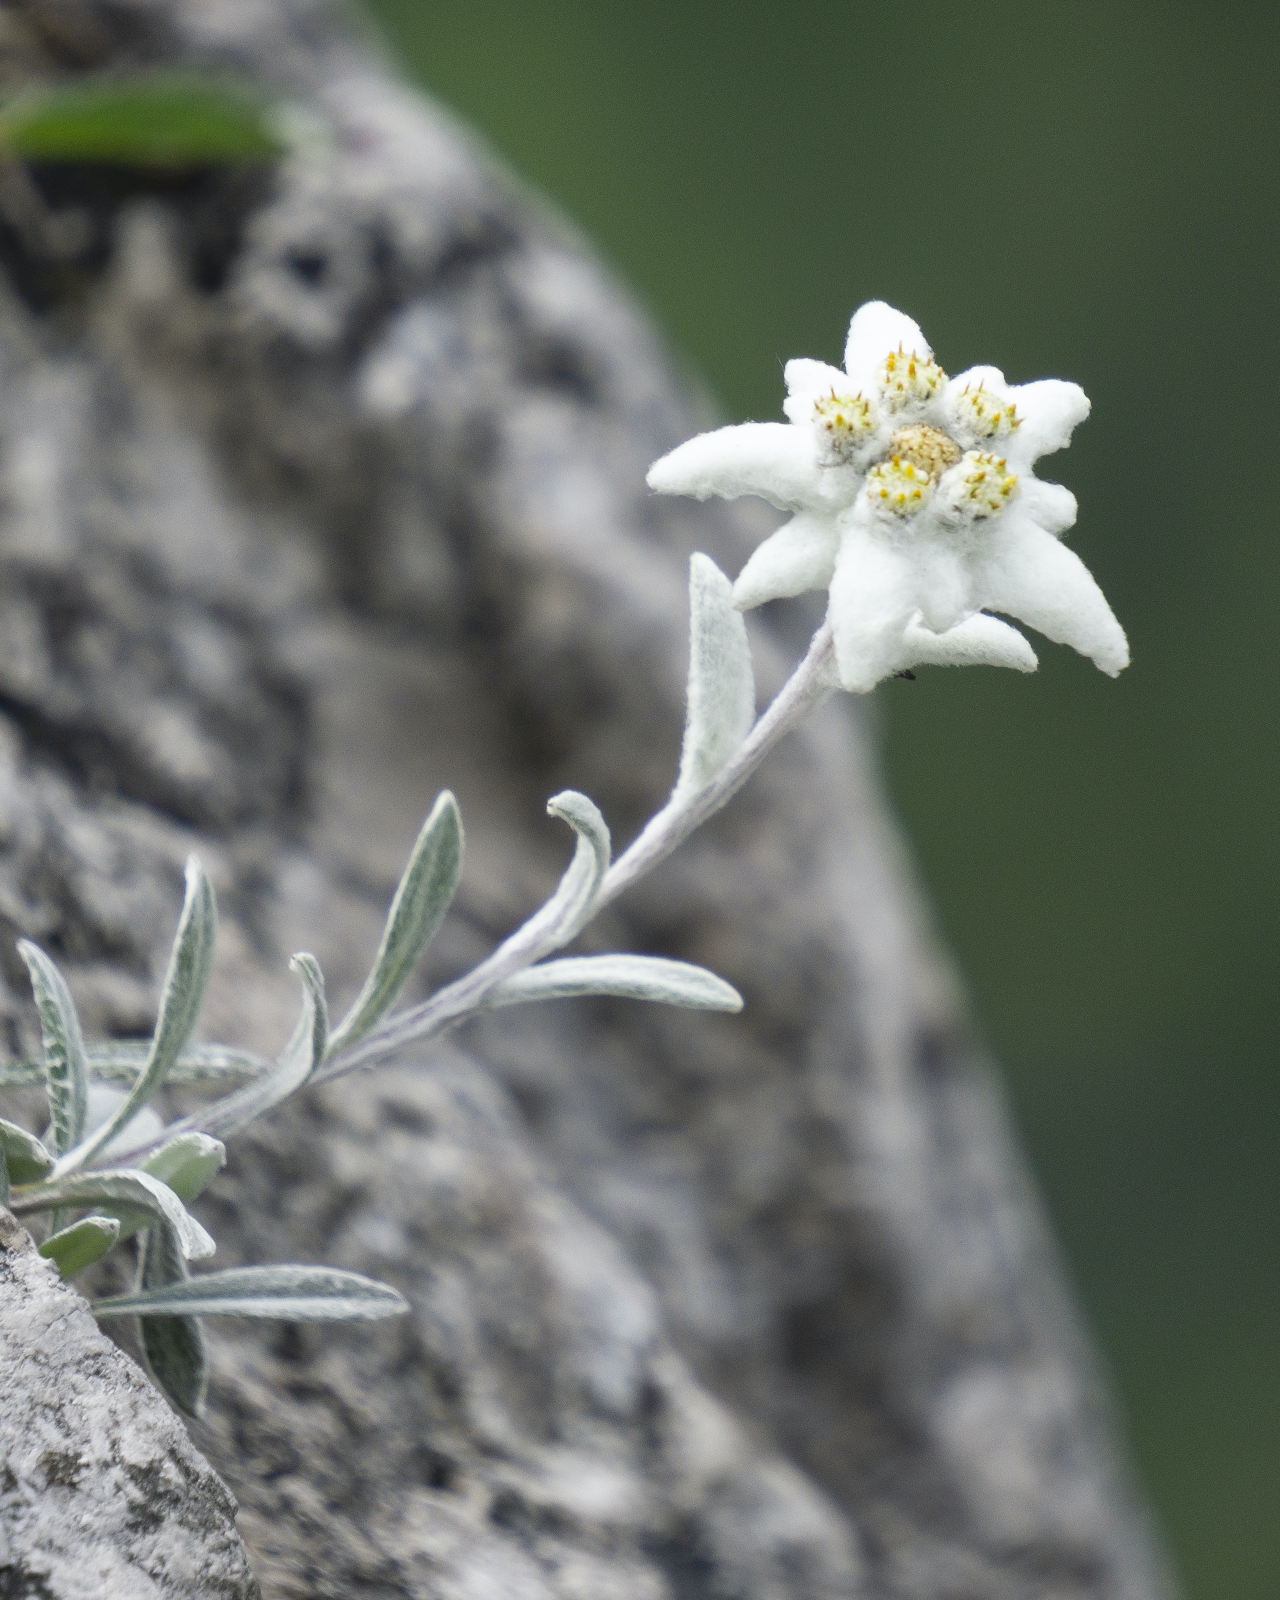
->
[62,857,216,1174]
[144,952,326,1150]
[142,1132,225,1204]
[92,1265,409,1322]
[328,792,464,1055]
[0,73,290,167]
[10,1167,215,1261]
[485,954,743,1013]
[17,941,89,1158]
[672,554,756,804]
[38,1215,120,1279]
[531,791,612,952]
[0,1041,273,1091]
[137,1224,208,1417]
[0,1115,54,1185]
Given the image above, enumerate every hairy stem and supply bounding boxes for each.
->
[321,621,835,1079]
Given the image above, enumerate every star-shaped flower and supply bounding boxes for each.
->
[647,302,1129,692]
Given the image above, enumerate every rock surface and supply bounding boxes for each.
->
[0,1,1178,1596]
[0,1209,258,1599]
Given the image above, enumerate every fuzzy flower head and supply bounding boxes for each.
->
[647,302,1129,693]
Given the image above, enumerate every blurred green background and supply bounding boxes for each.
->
[362,4,1277,1595]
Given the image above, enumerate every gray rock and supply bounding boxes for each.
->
[0,1,1178,1596]
[0,1208,258,1599]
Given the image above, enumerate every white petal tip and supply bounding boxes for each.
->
[646,452,700,498]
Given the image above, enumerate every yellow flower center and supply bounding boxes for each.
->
[878,345,946,413]
[953,380,1021,440]
[811,387,876,462]
[866,454,936,516]
[952,450,1019,517]
[884,424,961,482]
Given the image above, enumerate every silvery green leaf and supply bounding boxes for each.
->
[10,1167,215,1260]
[38,1215,120,1279]
[0,1115,54,1185]
[17,941,88,1158]
[143,1132,225,1203]
[671,554,755,804]
[518,791,611,954]
[485,954,743,1013]
[91,1265,409,1321]
[0,1144,7,1208]
[0,1059,43,1090]
[328,791,464,1054]
[138,1223,208,1417]
[62,857,217,1174]
[153,953,326,1148]
[1,1042,270,1091]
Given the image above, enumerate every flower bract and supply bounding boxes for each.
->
[647,302,1129,693]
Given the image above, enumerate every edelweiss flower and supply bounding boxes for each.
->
[647,302,1129,692]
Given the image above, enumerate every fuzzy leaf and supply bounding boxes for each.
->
[10,1167,215,1260]
[138,1224,208,1417]
[0,1115,54,1185]
[92,1265,409,1322]
[143,1132,226,1204]
[0,1041,270,1092]
[485,954,743,1013]
[151,953,326,1149]
[0,73,290,167]
[38,1215,120,1279]
[328,792,464,1054]
[62,857,217,1175]
[672,554,755,803]
[515,791,611,955]
[17,941,88,1158]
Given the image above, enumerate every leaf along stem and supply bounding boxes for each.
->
[317,622,834,1080]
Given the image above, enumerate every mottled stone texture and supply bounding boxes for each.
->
[0,1,1177,1597]
[0,1209,259,1598]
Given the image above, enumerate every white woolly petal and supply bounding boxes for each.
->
[973,518,1129,676]
[647,422,837,513]
[827,525,920,693]
[1020,477,1078,536]
[912,539,975,635]
[946,364,1006,396]
[898,612,1037,673]
[782,358,849,425]
[733,512,840,611]
[1007,379,1090,465]
[843,301,931,388]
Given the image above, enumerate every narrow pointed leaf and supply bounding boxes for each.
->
[0,73,291,166]
[143,1132,225,1204]
[328,792,464,1054]
[91,1265,409,1321]
[18,942,89,1158]
[672,554,755,803]
[0,1041,270,1091]
[484,954,743,1013]
[105,1130,224,1247]
[135,954,326,1152]
[513,791,611,957]
[9,1168,215,1260]
[137,1224,208,1417]
[60,857,217,1175]
[38,1215,120,1279]
[0,1144,8,1208]
[0,1115,54,1185]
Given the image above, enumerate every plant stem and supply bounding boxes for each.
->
[322,621,835,1079]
